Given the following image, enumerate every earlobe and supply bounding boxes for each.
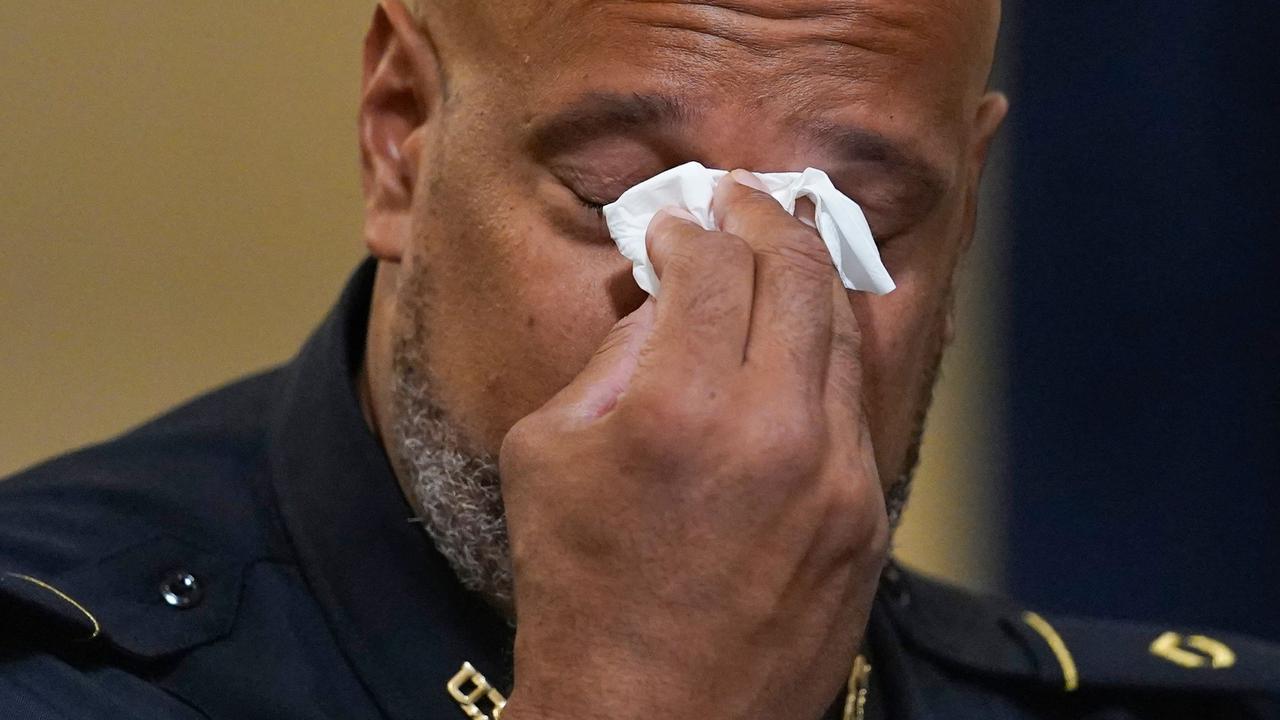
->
[359,0,442,262]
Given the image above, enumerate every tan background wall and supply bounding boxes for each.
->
[0,3,1006,591]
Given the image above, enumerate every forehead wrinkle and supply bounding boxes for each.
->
[596,0,956,61]
[419,0,992,78]
[420,0,992,105]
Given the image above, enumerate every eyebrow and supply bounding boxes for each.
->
[804,120,948,209]
[527,92,695,158]
[529,91,947,204]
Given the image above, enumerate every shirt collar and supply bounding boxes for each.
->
[266,259,513,720]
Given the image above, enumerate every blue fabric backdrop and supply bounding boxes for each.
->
[1004,3,1279,641]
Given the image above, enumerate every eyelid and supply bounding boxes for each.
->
[574,192,610,209]
[563,183,608,215]
[548,165,612,206]
[550,158,670,207]
[562,185,609,222]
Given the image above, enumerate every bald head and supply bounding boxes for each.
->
[360,0,1008,607]
[412,0,1002,106]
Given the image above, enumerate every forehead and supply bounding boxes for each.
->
[460,0,988,149]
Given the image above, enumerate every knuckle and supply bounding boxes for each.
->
[668,230,752,280]
[742,407,826,477]
[650,231,753,324]
[645,210,695,243]
[823,472,863,517]
[614,389,717,454]
[757,235,837,279]
[650,232,703,281]
[673,233,751,318]
[732,584,786,626]
[828,330,864,393]
[725,186,782,215]
[818,462,889,551]
[717,193,782,235]
[681,291,742,333]
[823,492,890,566]
[803,483,873,568]
[830,322,862,356]
[654,212,706,241]
[646,217,703,266]
[701,231,754,271]
[498,414,550,479]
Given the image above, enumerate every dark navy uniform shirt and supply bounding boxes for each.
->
[2,261,1277,719]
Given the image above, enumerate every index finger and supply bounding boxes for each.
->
[640,207,756,382]
[712,170,838,396]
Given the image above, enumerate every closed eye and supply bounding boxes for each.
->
[573,192,610,220]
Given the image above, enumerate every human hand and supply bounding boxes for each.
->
[498,169,889,720]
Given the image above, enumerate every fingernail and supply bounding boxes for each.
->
[728,168,769,192]
[795,196,818,229]
[657,206,698,223]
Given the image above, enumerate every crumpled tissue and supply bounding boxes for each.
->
[602,161,895,297]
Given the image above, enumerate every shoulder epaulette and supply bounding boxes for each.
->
[881,564,1280,697]
[0,534,248,660]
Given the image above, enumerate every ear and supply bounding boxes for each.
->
[359,0,442,262]
[954,90,1009,258]
[946,91,1009,342]
[968,91,1009,179]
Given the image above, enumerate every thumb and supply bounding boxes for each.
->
[545,297,656,422]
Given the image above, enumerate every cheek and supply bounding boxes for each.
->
[412,174,639,453]
[856,282,933,404]
[504,242,642,403]
[857,196,967,407]
[851,272,948,476]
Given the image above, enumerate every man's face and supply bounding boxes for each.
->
[364,0,1004,605]
[382,0,1004,493]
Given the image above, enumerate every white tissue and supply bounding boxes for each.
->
[602,161,895,297]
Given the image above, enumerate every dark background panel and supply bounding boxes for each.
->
[1005,3,1280,641]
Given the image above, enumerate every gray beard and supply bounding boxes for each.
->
[389,300,936,615]
[391,371,924,616]
[391,358,515,614]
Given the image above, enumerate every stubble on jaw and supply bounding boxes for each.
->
[389,265,515,615]
[385,263,947,614]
